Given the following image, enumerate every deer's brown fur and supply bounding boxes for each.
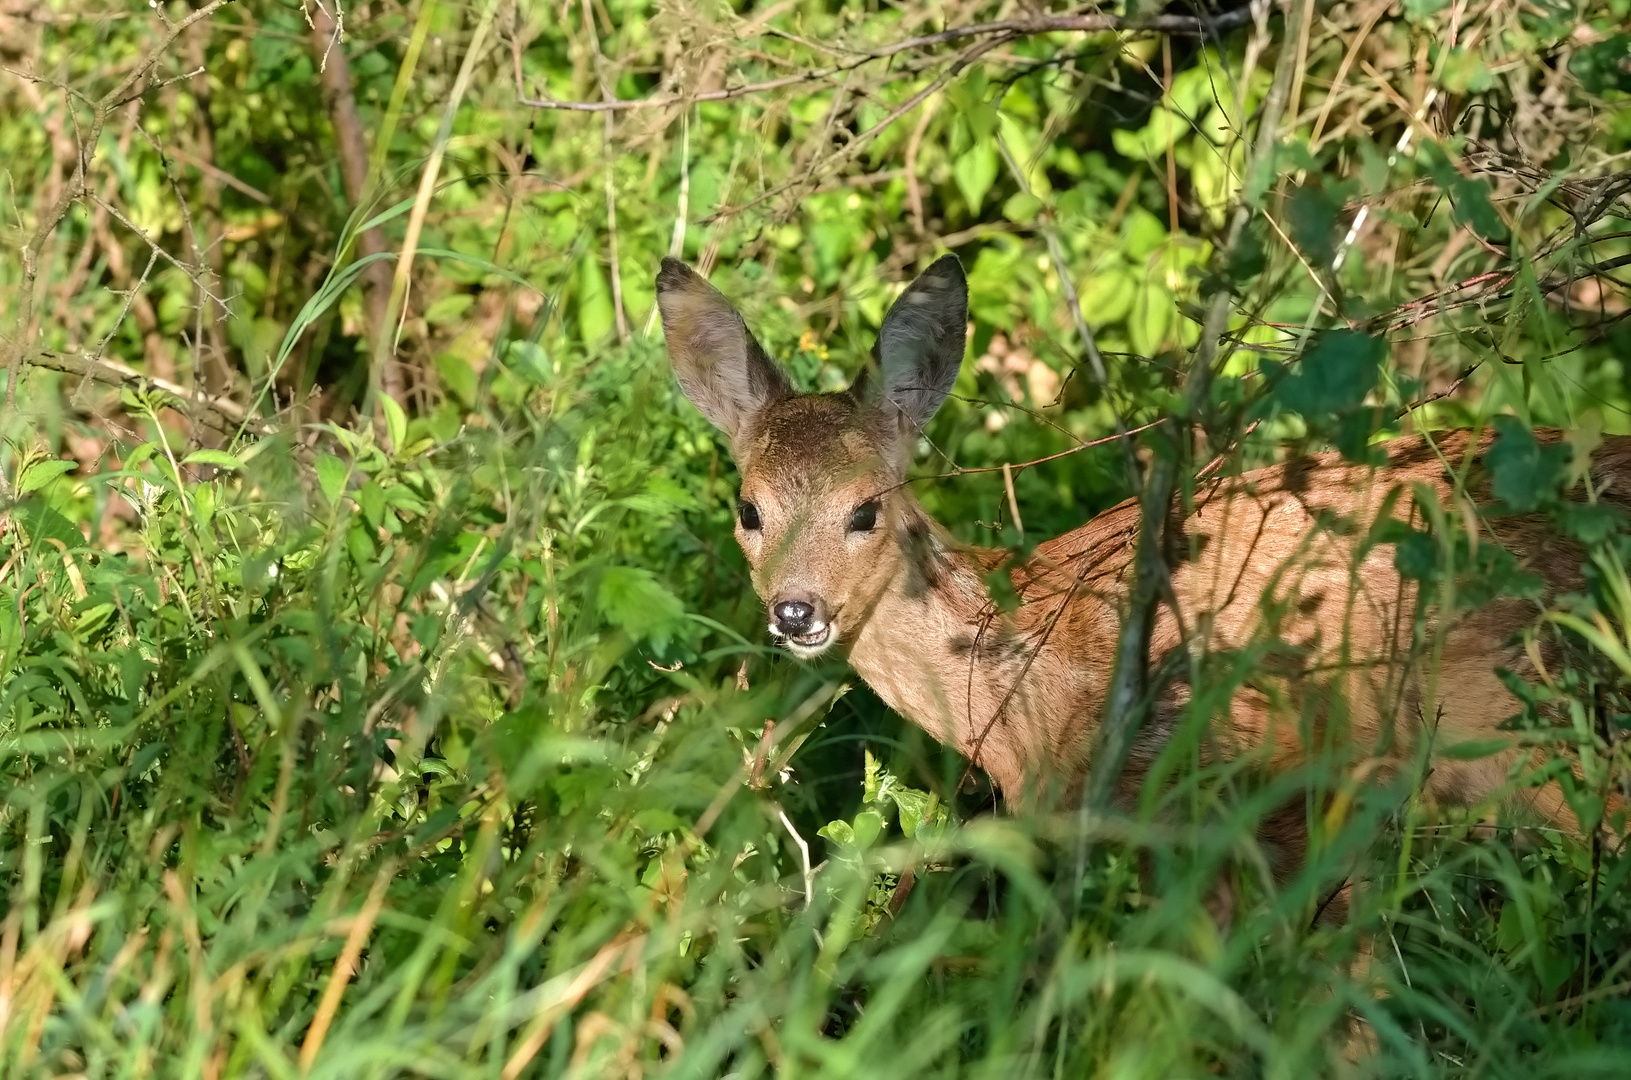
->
[656,254,1629,871]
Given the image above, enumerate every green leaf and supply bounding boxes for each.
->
[1270,329,1386,415]
[1403,0,1449,17]
[578,258,615,344]
[181,449,245,470]
[1556,502,1627,545]
[18,459,76,494]
[817,819,855,845]
[1437,48,1493,94]
[1111,107,1185,164]
[1226,224,1267,283]
[15,500,85,550]
[1393,529,1438,581]
[1002,192,1043,223]
[1449,175,1506,241]
[597,566,685,647]
[953,142,999,215]
[1568,34,1631,94]
[381,395,408,455]
[358,480,386,530]
[435,353,478,404]
[75,602,116,637]
[1486,417,1569,512]
[620,475,699,515]
[1440,737,1513,761]
[424,293,474,326]
[966,100,999,144]
[316,453,348,505]
[850,809,884,848]
[1287,184,1340,268]
[506,340,552,385]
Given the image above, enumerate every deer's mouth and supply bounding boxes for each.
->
[772,621,835,658]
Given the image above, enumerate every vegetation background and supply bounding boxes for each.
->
[2,0,1631,1075]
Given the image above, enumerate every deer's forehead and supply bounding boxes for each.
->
[742,396,883,489]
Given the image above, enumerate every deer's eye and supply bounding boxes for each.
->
[848,500,880,533]
[738,501,762,531]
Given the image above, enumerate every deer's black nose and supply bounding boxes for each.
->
[772,600,816,636]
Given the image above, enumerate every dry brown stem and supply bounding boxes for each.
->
[2,0,240,411]
[308,0,401,403]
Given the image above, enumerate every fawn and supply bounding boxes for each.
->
[655,253,1629,873]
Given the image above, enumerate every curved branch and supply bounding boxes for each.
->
[518,9,1259,112]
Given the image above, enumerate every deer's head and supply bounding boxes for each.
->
[656,256,968,659]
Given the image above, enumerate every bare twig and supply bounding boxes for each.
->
[162,144,270,205]
[26,349,268,436]
[519,9,1258,112]
[2,0,240,409]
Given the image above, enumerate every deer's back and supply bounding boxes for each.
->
[1008,429,1631,811]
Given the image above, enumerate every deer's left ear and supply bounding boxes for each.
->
[869,255,968,433]
[656,258,789,448]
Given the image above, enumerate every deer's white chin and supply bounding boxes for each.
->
[774,622,836,659]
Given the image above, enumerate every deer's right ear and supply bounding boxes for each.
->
[656,258,789,446]
[872,254,968,433]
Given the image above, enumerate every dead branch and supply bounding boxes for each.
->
[27,349,268,437]
[519,9,1258,112]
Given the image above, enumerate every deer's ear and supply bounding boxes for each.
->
[656,258,789,445]
[871,254,968,433]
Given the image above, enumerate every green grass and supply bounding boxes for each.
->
[7,333,1631,1078]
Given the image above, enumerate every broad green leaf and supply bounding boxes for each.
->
[1269,329,1386,415]
[1287,184,1340,268]
[424,293,475,326]
[507,340,552,385]
[1437,48,1493,94]
[316,454,348,505]
[19,459,76,494]
[15,501,84,550]
[817,819,855,845]
[1002,192,1043,223]
[1570,34,1631,94]
[1486,417,1568,512]
[850,809,884,848]
[578,258,615,344]
[435,353,479,403]
[597,566,685,647]
[1111,107,1187,164]
[953,141,999,215]
[358,480,386,530]
[1393,529,1438,581]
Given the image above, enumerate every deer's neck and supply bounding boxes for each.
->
[844,504,1107,802]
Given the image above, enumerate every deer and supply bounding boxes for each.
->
[654,253,1631,888]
